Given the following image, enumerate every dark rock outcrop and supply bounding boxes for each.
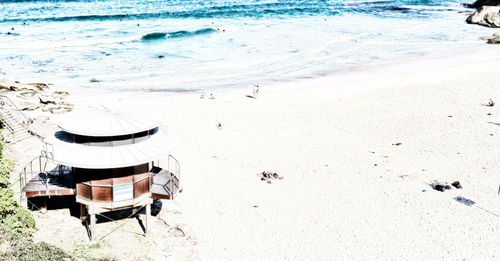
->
[465,0,500,9]
[480,31,500,43]
[466,6,500,27]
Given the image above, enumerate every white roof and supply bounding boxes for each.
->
[57,105,162,136]
[44,126,180,169]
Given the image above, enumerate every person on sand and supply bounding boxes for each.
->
[260,171,283,180]
[483,99,495,107]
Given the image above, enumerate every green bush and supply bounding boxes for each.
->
[0,157,13,188]
[1,206,36,237]
[0,156,34,237]
[0,114,79,260]
[0,225,73,261]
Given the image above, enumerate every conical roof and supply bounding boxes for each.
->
[44,126,180,169]
[44,104,181,169]
[57,104,162,136]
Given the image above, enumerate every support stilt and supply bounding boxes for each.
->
[89,208,96,241]
[20,195,27,209]
[79,204,85,223]
[40,197,47,214]
[145,203,151,235]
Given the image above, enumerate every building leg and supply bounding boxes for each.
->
[89,207,96,241]
[40,197,47,214]
[145,203,151,235]
[20,195,27,209]
[79,204,85,223]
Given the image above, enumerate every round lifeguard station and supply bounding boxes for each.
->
[19,105,181,240]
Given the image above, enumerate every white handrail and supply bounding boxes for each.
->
[0,94,32,127]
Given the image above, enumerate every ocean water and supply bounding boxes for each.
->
[0,0,496,92]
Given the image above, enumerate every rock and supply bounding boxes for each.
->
[58,101,73,107]
[53,91,70,96]
[43,106,72,114]
[17,91,37,98]
[33,115,50,124]
[89,78,100,83]
[62,106,73,112]
[9,86,18,91]
[487,38,500,43]
[485,31,500,43]
[466,6,500,27]
[42,106,61,112]
[19,102,40,111]
[465,0,500,9]
[27,82,48,91]
[39,96,56,105]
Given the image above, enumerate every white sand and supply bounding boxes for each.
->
[8,48,500,260]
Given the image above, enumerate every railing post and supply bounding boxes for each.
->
[19,169,23,194]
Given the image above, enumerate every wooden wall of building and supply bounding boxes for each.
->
[75,163,150,202]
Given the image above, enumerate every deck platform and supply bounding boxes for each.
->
[22,172,75,198]
[150,167,180,199]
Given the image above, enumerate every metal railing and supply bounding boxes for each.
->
[14,150,68,199]
[151,155,181,199]
[16,153,49,195]
[0,110,15,134]
[0,94,32,127]
[167,154,181,183]
[43,140,55,159]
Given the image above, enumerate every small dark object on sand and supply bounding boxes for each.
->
[483,99,495,107]
[454,196,475,206]
[260,171,283,181]
[434,184,446,192]
[392,143,402,146]
[451,181,462,189]
[217,122,222,129]
[158,55,165,59]
[444,185,452,190]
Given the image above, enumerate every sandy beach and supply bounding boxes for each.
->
[4,47,500,260]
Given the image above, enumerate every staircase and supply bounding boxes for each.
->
[0,95,33,143]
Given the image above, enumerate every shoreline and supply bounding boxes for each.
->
[51,42,500,104]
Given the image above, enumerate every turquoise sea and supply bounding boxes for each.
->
[0,0,496,92]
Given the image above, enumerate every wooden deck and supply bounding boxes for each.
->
[22,172,75,198]
[22,167,180,199]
